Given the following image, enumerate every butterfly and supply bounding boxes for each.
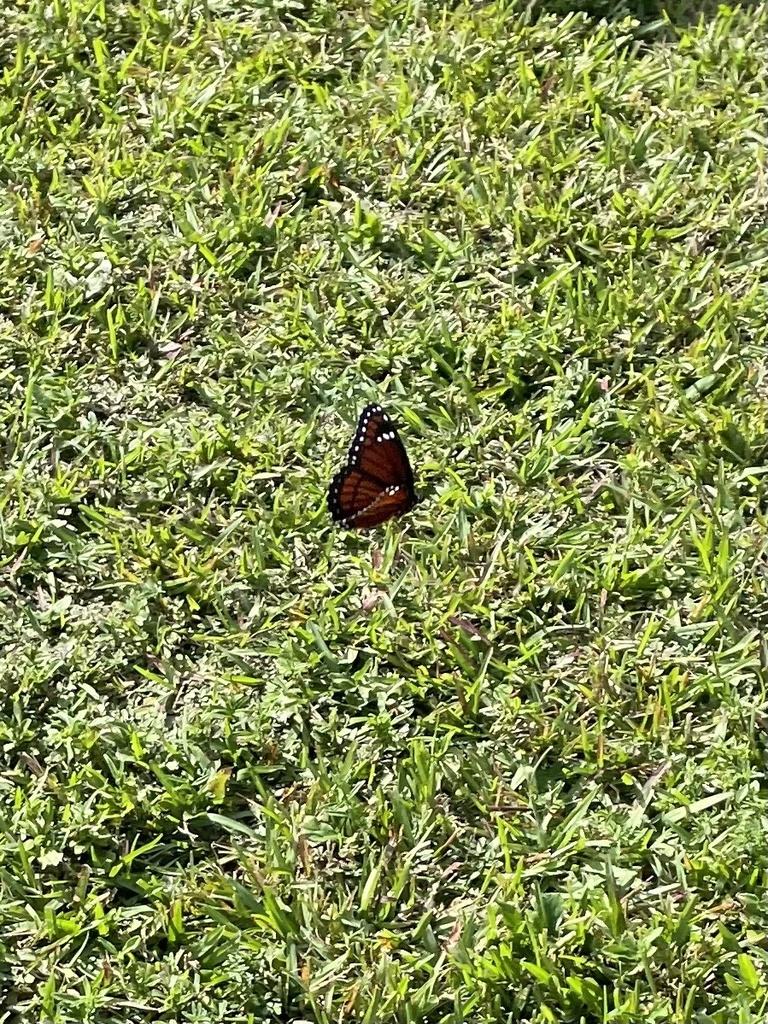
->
[328,404,418,529]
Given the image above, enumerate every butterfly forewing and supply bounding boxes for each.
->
[328,404,417,530]
[348,406,413,486]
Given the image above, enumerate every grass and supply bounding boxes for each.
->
[1,0,767,1021]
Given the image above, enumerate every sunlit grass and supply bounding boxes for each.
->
[0,1,766,1021]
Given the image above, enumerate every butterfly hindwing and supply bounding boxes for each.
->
[328,404,417,529]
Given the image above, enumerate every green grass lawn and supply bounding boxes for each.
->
[1,0,767,1021]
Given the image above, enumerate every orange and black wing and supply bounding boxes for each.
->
[328,404,417,530]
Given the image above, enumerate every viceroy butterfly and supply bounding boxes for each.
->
[328,404,418,530]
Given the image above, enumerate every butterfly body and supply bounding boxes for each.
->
[328,404,418,529]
